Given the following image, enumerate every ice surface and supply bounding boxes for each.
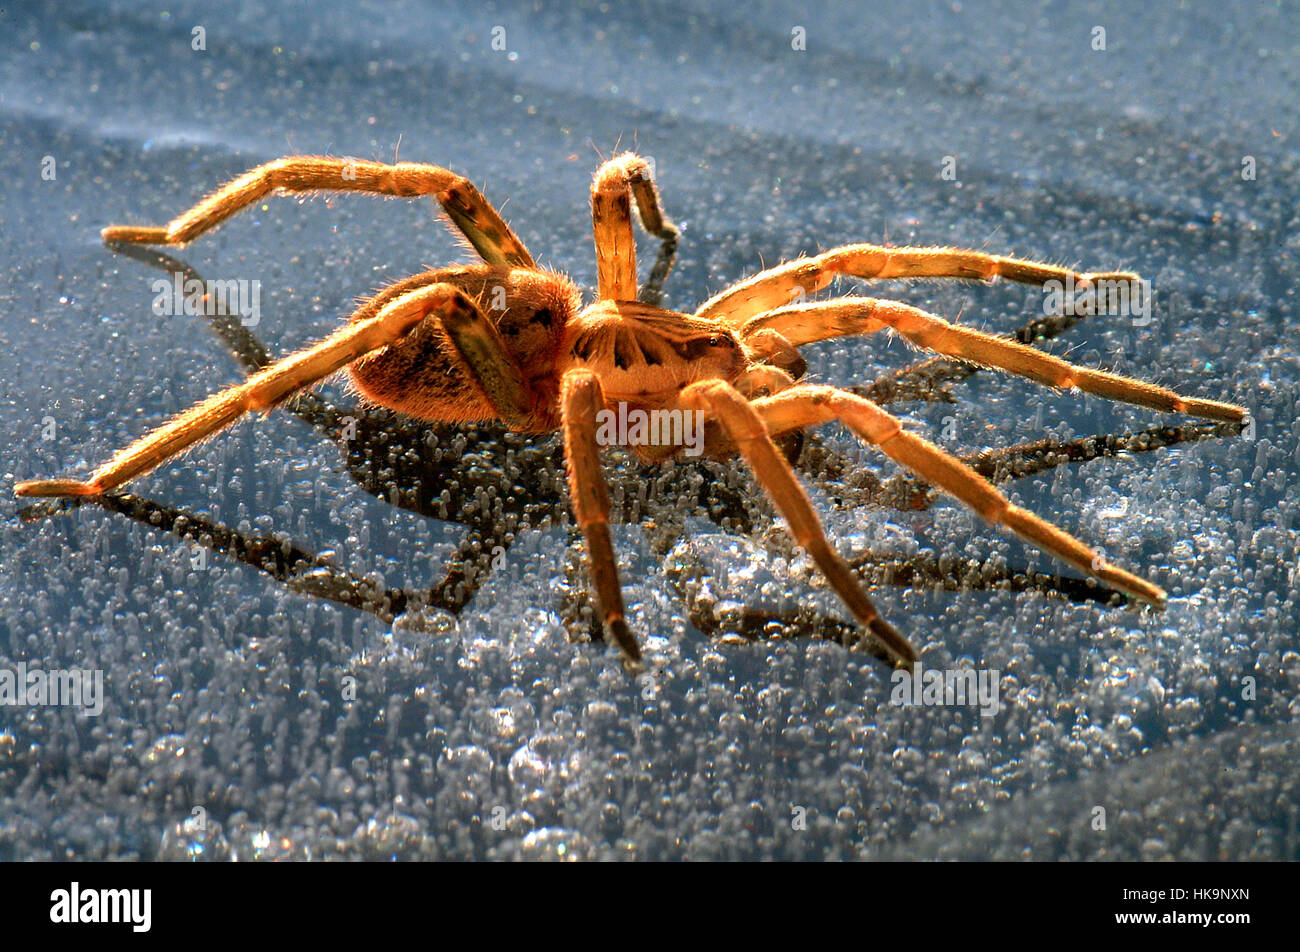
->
[1,0,1297,859]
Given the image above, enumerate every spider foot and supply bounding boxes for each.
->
[606,618,644,675]
[102,225,172,245]
[14,479,103,498]
[868,616,918,673]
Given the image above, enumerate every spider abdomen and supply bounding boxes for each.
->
[347,264,580,427]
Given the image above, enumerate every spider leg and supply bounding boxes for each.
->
[750,383,1167,606]
[739,297,1243,421]
[739,298,888,346]
[697,242,1137,325]
[560,367,643,671]
[14,284,487,498]
[102,156,535,268]
[590,152,680,303]
[680,379,918,669]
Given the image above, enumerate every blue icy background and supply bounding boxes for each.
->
[1,0,1297,859]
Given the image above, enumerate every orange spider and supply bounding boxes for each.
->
[15,152,1245,672]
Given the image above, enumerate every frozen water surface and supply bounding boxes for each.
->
[1,1,1297,859]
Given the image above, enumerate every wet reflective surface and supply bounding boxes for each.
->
[1,1,1297,859]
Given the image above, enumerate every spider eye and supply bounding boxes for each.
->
[676,334,738,361]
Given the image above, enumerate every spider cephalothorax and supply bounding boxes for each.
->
[16,151,1245,673]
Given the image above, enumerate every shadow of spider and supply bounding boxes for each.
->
[18,243,1242,669]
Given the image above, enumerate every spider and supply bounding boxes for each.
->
[15,152,1245,673]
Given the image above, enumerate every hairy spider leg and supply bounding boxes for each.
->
[101,156,536,268]
[751,384,1167,605]
[737,298,1244,422]
[590,152,680,302]
[15,284,503,497]
[560,367,644,671]
[681,378,919,669]
[697,242,1139,325]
